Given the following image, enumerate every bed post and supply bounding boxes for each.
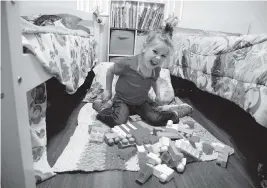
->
[1,1,36,188]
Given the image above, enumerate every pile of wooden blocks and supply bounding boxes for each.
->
[91,115,231,184]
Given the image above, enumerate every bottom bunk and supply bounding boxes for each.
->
[169,33,267,128]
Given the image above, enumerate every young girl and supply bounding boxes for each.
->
[95,24,192,127]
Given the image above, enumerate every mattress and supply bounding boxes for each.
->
[21,17,98,94]
[169,33,267,128]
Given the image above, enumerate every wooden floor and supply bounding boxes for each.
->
[37,75,265,188]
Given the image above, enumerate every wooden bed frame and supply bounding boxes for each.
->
[2,2,100,188]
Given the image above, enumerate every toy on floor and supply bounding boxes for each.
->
[159,137,170,152]
[118,134,136,149]
[129,114,142,122]
[89,126,106,143]
[216,145,231,168]
[175,139,200,161]
[135,163,154,184]
[131,127,152,145]
[147,152,162,165]
[118,146,137,161]
[176,158,187,173]
[156,131,183,140]
[104,132,120,146]
[165,120,194,138]
[153,164,175,183]
[100,116,233,184]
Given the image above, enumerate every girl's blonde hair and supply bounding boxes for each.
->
[143,23,174,52]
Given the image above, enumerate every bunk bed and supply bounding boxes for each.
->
[169,32,267,128]
[2,2,100,188]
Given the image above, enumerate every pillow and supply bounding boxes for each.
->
[83,62,175,105]
[27,83,55,184]
[57,14,82,29]
[33,15,62,26]
[22,14,90,34]
[148,68,175,105]
[83,62,118,103]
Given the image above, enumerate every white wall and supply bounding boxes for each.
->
[176,1,267,34]
[19,1,77,15]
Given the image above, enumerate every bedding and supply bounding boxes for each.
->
[21,14,98,184]
[21,17,98,94]
[27,83,55,183]
[169,33,267,128]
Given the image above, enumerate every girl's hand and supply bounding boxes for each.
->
[102,90,112,102]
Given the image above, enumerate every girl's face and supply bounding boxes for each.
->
[142,38,170,69]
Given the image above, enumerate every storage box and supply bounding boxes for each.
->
[110,30,135,55]
[109,56,125,63]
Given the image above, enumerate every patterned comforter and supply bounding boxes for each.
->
[169,33,267,128]
[21,18,98,94]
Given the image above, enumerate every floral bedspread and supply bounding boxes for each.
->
[169,33,267,128]
[21,18,98,94]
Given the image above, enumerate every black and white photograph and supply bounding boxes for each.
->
[1,1,267,188]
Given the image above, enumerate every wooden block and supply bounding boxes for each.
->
[104,132,119,141]
[131,127,151,145]
[177,127,193,135]
[168,142,183,162]
[137,145,147,159]
[216,147,229,168]
[147,152,161,165]
[135,121,154,132]
[118,136,136,149]
[135,163,153,184]
[153,164,174,183]
[152,127,164,136]
[118,146,137,161]
[156,131,182,140]
[104,132,120,146]
[149,135,159,144]
[160,152,172,164]
[175,140,200,160]
[89,126,106,143]
[129,115,142,122]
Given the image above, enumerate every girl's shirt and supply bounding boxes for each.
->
[114,55,160,105]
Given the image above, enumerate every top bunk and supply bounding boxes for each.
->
[8,2,100,93]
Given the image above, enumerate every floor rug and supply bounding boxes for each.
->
[52,103,234,173]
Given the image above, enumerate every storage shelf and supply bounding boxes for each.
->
[109,54,135,57]
[110,27,156,32]
[110,27,136,31]
[108,0,165,60]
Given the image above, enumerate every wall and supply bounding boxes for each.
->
[19,1,77,14]
[176,1,267,34]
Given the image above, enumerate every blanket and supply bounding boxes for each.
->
[169,34,267,128]
[53,102,234,173]
[21,18,98,94]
